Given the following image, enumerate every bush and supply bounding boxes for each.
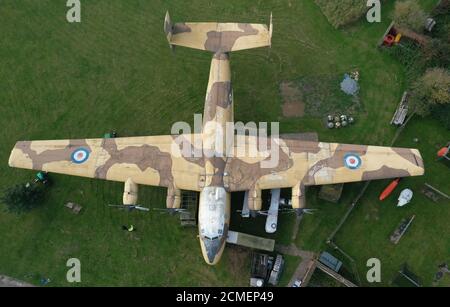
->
[421,39,450,68]
[1,183,45,214]
[430,2,450,43]
[410,68,450,116]
[392,0,427,32]
[315,0,368,28]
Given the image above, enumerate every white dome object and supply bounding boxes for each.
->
[397,189,413,207]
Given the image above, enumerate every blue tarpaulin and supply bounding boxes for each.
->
[340,74,359,95]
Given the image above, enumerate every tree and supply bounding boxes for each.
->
[393,0,427,32]
[1,183,45,214]
[410,68,450,116]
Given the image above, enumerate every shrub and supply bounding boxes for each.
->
[1,183,45,214]
[392,0,427,32]
[421,38,450,68]
[410,68,450,116]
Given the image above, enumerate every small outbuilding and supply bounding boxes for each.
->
[319,252,343,272]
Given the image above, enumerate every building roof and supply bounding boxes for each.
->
[319,252,343,272]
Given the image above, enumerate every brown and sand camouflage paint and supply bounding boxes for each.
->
[8,13,424,265]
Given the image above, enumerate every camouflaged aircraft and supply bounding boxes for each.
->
[8,12,425,265]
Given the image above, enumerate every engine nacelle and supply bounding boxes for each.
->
[123,178,138,205]
[166,186,181,209]
[291,183,306,209]
[248,188,262,211]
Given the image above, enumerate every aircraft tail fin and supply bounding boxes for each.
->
[164,11,272,53]
[164,11,174,51]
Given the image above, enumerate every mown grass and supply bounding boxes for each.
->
[314,0,368,28]
[0,0,446,286]
[334,117,450,287]
[283,73,363,117]
[278,255,302,287]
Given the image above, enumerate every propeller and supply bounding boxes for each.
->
[238,208,317,216]
[153,208,188,215]
[296,208,317,216]
[108,204,150,212]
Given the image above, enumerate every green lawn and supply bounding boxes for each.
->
[334,117,450,287]
[0,0,447,286]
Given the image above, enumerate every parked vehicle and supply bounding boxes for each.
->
[292,279,302,287]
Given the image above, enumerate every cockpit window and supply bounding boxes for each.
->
[204,235,220,241]
[199,187,227,242]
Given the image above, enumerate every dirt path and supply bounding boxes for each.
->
[291,215,303,241]
[275,243,314,259]
[275,244,317,287]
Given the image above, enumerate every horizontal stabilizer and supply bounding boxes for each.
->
[164,11,272,53]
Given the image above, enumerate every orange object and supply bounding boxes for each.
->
[437,147,448,157]
[379,178,401,201]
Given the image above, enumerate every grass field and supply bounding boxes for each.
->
[315,0,368,28]
[0,0,448,287]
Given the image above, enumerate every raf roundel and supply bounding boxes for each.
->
[71,148,90,164]
[344,153,362,170]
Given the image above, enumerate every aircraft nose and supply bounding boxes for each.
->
[201,237,223,265]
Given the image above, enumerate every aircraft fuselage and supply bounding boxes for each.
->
[198,53,233,265]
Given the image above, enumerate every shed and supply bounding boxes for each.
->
[319,252,343,272]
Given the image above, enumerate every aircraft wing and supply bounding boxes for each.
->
[225,136,425,191]
[8,135,204,191]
